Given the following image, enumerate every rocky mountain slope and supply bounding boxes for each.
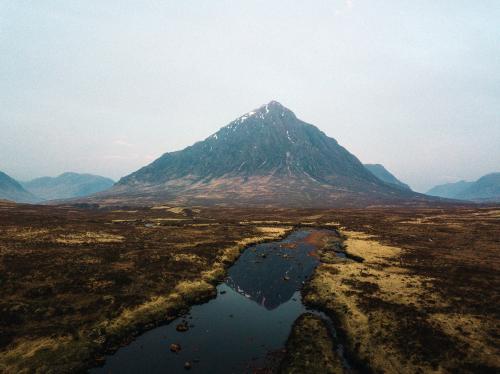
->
[104,101,431,207]
[22,172,114,201]
[427,173,500,202]
[364,164,412,191]
[0,171,40,203]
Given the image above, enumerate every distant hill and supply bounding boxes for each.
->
[426,173,500,202]
[0,171,40,203]
[364,164,411,191]
[426,181,473,199]
[22,172,114,201]
[100,101,433,207]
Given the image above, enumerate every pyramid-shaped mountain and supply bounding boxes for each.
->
[107,101,426,206]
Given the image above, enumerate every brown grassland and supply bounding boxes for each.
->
[0,200,498,373]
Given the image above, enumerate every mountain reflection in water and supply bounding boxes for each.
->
[225,230,320,310]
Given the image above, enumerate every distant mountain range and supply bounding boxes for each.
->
[364,164,412,191]
[0,171,114,203]
[0,171,39,203]
[21,172,114,201]
[426,173,500,202]
[100,101,433,207]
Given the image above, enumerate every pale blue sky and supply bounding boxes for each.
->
[1,1,499,192]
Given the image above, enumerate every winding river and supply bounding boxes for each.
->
[90,229,346,373]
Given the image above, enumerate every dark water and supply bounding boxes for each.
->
[90,230,341,374]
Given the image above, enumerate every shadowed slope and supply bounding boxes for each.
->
[0,171,40,203]
[364,164,412,191]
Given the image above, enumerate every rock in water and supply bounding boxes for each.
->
[170,343,182,353]
[176,322,189,332]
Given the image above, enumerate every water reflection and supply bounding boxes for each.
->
[225,230,319,310]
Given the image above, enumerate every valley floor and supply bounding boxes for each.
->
[0,201,498,373]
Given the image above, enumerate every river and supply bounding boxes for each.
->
[90,229,346,373]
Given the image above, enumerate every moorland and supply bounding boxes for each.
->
[0,201,498,373]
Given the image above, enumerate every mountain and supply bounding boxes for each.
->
[0,171,40,203]
[426,173,500,202]
[364,164,412,191]
[457,173,500,201]
[104,101,431,207]
[426,181,473,199]
[22,172,114,201]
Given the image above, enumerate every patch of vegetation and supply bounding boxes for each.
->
[279,313,342,374]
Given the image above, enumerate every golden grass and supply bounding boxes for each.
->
[431,313,500,368]
[322,221,341,227]
[0,336,76,374]
[151,217,189,221]
[306,230,438,373]
[166,207,185,214]
[342,230,402,264]
[239,220,288,225]
[55,232,125,244]
[174,280,214,302]
[256,226,290,235]
[150,205,172,210]
[0,336,70,360]
[472,209,500,218]
[201,266,226,283]
[306,228,500,373]
[175,239,221,249]
[104,294,183,337]
[3,228,50,240]
[172,253,207,265]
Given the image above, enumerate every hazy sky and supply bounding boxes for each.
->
[1,1,499,192]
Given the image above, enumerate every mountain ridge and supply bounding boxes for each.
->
[427,173,500,202]
[22,172,114,201]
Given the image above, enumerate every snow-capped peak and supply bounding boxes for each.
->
[226,101,295,130]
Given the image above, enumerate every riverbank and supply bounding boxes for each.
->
[304,225,500,373]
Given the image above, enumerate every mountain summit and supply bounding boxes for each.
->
[120,101,378,186]
[107,101,426,206]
